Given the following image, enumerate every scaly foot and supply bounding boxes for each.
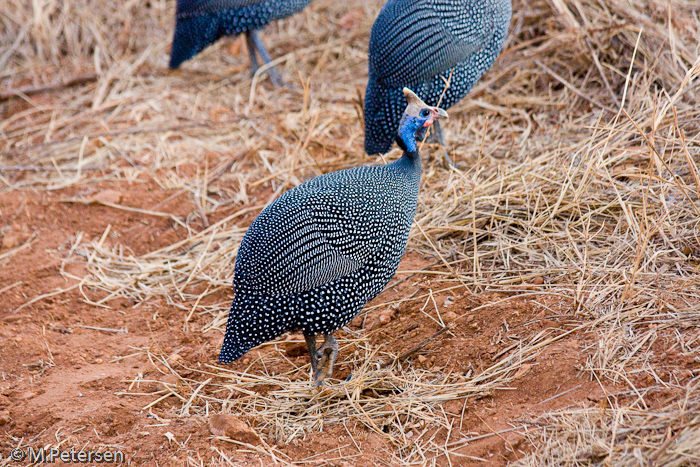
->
[312,334,338,387]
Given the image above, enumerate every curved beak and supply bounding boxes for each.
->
[433,108,449,119]
[424,107,449,127]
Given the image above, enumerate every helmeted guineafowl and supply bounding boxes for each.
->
[364,0,511,163]
[169,0,313,85]
[219,88,448,386]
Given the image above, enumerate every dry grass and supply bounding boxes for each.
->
[2,0,700,464]
[517,382,700,466]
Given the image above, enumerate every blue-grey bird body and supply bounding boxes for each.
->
[219,89,448,385]
[364,0,511,155]
[169,0,313,76]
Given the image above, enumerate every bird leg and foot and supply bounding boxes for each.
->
[425,120,453,167]
[245,31,260,72]
[245,30,286,88]
[304,333,339,387]
[315,334,339,385]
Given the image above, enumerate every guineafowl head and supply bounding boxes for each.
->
[396,88,448,153]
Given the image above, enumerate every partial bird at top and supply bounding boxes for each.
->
[168,0,313,85]
[364,0,511,164]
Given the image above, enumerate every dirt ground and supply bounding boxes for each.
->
[0,183,576,465]
[1,181,692,466]
[2,0,700,465]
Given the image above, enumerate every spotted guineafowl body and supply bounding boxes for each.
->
[219,89,448,385]
[364,0,511,155]
[220,161,419,362]
[169,0,312,70]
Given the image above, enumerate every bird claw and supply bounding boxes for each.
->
[261,67,288,88]
[312,337,338,387]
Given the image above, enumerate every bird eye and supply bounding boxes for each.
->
[420,109,430,117]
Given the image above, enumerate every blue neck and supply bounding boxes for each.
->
[397,123,418,153]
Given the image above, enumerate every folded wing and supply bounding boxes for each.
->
[369,0,496,87]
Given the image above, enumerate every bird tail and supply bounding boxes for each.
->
[218,293,296,364]
[364,78,404,155]
[218,300,250,364]
[219,337,247,364]
[169,13,222,69]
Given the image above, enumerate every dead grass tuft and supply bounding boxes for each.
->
[517,382,700,466]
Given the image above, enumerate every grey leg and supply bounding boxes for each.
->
[426,120,453,167]
[245,31,260,73]
[304,333,319,378]
[313,334,339,387]
[248,30,285,87]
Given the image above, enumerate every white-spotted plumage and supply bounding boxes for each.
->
[219,161,419,362]
[364,0,511,154]
[220,90,448,385]
[169,0,313,69]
